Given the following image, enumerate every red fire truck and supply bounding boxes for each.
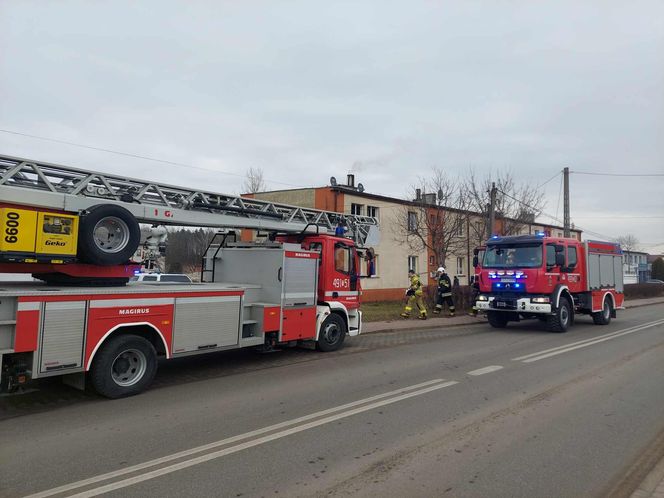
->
[473,234,624,332]
[0,155,379,398]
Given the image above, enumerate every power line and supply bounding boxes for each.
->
[571,170,664,177]
[554,173,563,221]
[0,128,307,189]
[497,187,616,240]
[536,170,562,189]
[573,216,664,219]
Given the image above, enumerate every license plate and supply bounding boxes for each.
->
[494,299,515,309]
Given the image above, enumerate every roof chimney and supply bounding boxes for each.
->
[347,174,355,188]
[415,188,421,201]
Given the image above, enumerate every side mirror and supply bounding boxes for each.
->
[472,256,479,268]
[555,252,565,267]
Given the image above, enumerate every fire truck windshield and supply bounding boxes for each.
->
[483,243,542,268]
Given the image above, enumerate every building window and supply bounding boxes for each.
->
[456,257,464,276]
[367,205,379,219]
[455,222,464,237]
[369,253,379,276]
[408,255,418,273]
[475,221,484,238]
[407,211,417,232]
[429,255,434,265]
[351,203,363,216]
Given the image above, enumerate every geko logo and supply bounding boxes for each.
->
[118,308,150,315]
[45,240,66,246]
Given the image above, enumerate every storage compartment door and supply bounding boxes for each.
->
[282,256,317,307]
[281,307,317,341]
[40,301,86,373]
[588,253,600,290]
[599,254,616,288]
[172,295,241,354]
[613,256,624,291]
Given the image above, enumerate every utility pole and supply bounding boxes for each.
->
[563,167,570,237]
[487,182,497,238]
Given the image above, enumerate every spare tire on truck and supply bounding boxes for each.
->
[78,204,140,266]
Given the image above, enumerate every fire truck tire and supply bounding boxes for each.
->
[547,298,572,333]
[487,311,509,328]
[592,298,612,325]
[78,204,140,266]
[316,313,346,352]
[90,334,158,398]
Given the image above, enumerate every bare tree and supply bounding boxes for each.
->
[393,169,468,268]
[463,169,546,241]
[242,167,267,193]
[615,234,639,252]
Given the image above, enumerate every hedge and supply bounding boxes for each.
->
[623,283,664,300]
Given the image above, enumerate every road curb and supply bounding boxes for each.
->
[362,317,486,335]
[362,299,664,335]
[624,300,664,310]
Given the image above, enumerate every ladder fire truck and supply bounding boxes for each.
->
[473,234,624,332]
[0,154,379,398]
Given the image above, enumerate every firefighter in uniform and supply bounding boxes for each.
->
[401,269,427,320]
[433,267,455,316]
[468,276,480,316]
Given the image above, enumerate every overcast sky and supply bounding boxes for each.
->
[1,1,663,250]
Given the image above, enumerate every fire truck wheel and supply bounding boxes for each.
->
[90,334,158,398]
[78,204,140,266]
[547,298,572,333]
[592,298,612,325]
[316,313,346,352]
[487,311,508,328]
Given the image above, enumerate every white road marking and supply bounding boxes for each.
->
[512,319,664,361]
[467,365,504,376]
[516,319,664,364]
[25,378,457,498]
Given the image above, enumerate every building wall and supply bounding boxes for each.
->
[315,188,344,212]
[339,192,429,302]
[253,189,316,208]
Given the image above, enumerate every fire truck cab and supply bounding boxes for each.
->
[474,234,624,332]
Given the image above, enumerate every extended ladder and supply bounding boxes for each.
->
[0,154,379,246]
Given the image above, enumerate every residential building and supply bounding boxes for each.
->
[622,250,651,284]
[247,175,582,302]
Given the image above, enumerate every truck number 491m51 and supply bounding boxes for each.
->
[332,278,349,289]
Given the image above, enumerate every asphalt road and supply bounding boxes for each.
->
[1,304,663,498]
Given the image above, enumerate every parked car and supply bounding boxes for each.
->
[129,273,193,284]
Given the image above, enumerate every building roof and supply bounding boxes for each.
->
[250,184,581,235]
